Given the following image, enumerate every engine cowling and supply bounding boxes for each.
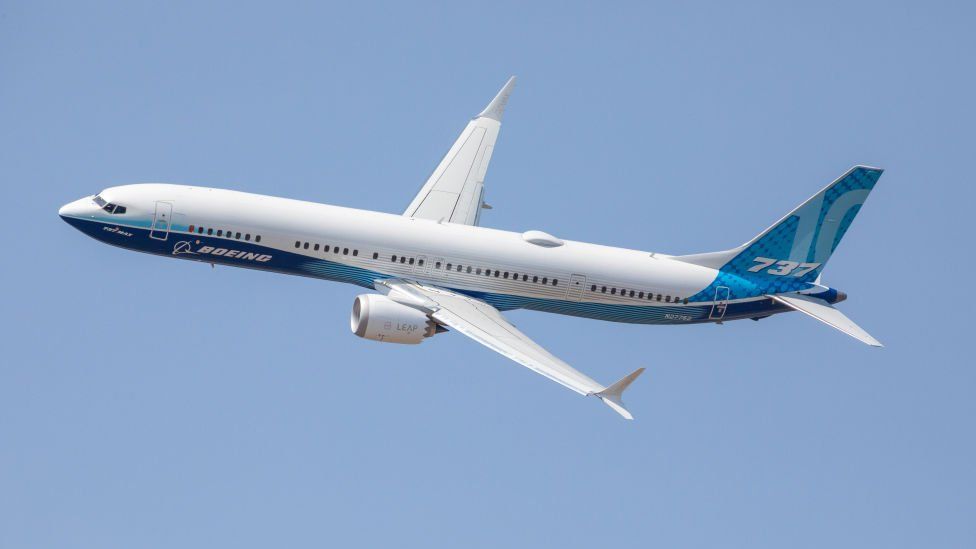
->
[350,294,437,344]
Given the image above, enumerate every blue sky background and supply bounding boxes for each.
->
[2,1,974,547]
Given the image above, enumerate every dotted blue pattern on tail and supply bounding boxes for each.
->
[689,166,883,302]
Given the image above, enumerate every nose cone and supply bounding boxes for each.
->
[59,197,92,221]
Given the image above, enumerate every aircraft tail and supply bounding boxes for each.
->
[676,165,883,290]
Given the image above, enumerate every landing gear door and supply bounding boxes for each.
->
[150,201,173,241]
[709,286,730,320]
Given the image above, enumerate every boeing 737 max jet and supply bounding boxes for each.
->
[59,77,883,419]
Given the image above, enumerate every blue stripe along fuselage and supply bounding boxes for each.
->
[66,217,812,325]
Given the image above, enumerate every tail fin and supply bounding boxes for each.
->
[677,166,883,292]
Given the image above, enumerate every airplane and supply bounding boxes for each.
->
[58,76,883,419]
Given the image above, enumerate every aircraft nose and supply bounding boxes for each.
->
[59,197,91,220]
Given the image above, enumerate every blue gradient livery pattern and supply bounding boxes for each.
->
[689,166,882,302]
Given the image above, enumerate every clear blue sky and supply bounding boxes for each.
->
[2,1,973,547]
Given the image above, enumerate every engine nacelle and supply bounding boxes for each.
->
[350,294,437,344]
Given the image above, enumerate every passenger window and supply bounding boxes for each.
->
[591,284,597,291]
[256,235,261,243]
[683,298,689,304]
[656,294,662,301]
[333,247,339,254]
[494,270,500,277]
[208,228,214,235]
[542,277,548,285]
[314,244,320,251]
[503,272,509,279]
[418,259,424,266]
[295,241,300,248]
[409,258,415,265]
[665,296,671,302]
[447,263,452,270]
[522,274,528,281]
[218,230,223,237]
[303,242,309,249]
[533,276,538,283]
[611,288,616,295]
[476,268,482,275]
[373,252,379,259]
[435,262,441,269]
[353,250,359,256]
[629,290,634,297]
[456,265,462,272]
[343,248,349,255]
[245,234,251,241]
[601,286,607,293]
[198,227,204,234]
[189,225,195,232]
[467,266,472,273]
[639,292,644,298]
[553,280,558,286]
[235,232,241,239]
[400,257,406,264]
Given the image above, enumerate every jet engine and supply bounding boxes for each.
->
[350,294,440,344]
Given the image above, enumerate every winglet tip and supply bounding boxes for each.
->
[476,76,517,121]
[594,367,646,420]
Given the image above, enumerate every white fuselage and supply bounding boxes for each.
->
[59,183,792,324]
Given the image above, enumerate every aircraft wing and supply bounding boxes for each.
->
[402,77,515,226]
[375,278,645,419]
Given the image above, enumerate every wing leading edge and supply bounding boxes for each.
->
[402,76,516,226]
[375,278,645,419]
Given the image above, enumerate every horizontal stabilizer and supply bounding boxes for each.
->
[772,294,882,347]
[592,367,646,420]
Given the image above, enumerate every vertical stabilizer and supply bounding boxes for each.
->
[677,166,883,299]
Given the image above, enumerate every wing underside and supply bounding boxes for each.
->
[375,278,644,419]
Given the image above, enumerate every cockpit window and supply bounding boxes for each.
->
[93,195,126,215]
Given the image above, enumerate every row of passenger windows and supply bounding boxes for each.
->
[189,225,261,242]
[429,257,558,286]
[295,241,359,257]
[591,284,686,304]
[292,243,686,301]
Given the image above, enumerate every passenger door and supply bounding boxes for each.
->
[709,286,730,320]
[150,201,173,241]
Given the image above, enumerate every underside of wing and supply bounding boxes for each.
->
[375,278,645,419]
[402,77,515,226]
